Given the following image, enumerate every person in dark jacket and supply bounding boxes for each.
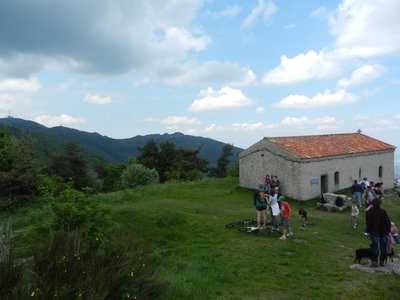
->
[366,198,391,267]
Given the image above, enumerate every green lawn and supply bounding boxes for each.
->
[3,177,400,299]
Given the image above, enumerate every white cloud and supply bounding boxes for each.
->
[262,51,338,85]
[84,93,112,104]
[231,122,270,132]
[0,77,41,113]
[392,78,400,85]
[161,115,201,126]
[337,65,385,88]
[395,114,400,120]
[188,86,252,112]
[330,0,400,57]
[241,0,278,29]
[35,114,87,127]
[355,115,369,121]
[313,116,340,131]
[281,117,312,126]
[279,116,341,132]
[256,106,265,113]
[273,89,359,109]
[217,5,242,18]
[263,0,400,86]
[164,27,210,52]
[310,6,329,19]
[156,60,256,86]
[0,77,40,92]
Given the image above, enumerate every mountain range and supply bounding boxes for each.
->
[0,117,243,166]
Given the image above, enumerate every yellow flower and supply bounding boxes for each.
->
[31,291,35,297]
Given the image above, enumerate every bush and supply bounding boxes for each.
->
[120,163,159,189]
[0,219,23,300]
[27,229,166,299]
[51,189,109,239]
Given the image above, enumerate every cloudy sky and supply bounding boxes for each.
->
[0,0,399,152]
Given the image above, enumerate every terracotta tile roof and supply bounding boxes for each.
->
[266,133,395,159]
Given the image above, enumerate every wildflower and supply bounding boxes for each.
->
[31,291,35,297]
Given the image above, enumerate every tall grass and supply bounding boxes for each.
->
[2,177,400,299]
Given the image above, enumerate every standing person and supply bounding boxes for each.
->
[279,199,293,240]
[364,185,374,207]
[298,207,308,228]
[390,222,400,244]
[366,198,391,267]
[267,187,280,231]
[253,185,268,228]
[351,179,362,208]
[374,182,384,199]
[350,201,359,229]
[271,176,280,190]
[264,175,272,194]
[359,177,369,196]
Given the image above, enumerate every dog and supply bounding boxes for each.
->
[354,247,372,264]
[354,246,395,264]
[386,247,395,263]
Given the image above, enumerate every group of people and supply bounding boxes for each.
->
[351,177,384,208]
[350,177,399,267]
[254,175,398,267]
[253,182,306,241]
[263,174,281,194]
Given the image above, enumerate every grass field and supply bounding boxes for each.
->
[3,177,400,299]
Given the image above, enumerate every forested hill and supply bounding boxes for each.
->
[0,117,243,165]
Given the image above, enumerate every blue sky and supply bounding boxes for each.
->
[0,0,399,156]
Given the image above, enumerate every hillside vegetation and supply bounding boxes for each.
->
[0,117,243,165]
[2,177,400,299]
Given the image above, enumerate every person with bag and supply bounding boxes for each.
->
[253,184,268,228]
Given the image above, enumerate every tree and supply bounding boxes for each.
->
[209,143,233,178]
[48,141,90,191]
[102,164,126,192]
[120,162,159,189]
[136,140,208,183]
[0,128,43,209]
[136,139,159,170]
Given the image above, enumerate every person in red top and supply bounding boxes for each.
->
[279,198,293,240]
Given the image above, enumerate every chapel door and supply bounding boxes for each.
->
[320,174,328,194]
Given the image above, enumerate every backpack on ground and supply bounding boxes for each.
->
[335,196,344,207]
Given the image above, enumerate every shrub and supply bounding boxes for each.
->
[185,169,204,181]
[21,229,165,299]
[51,189,109,239]
[0,219,23,300]
[120,163,159,189]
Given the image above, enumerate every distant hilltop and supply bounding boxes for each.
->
[0,117,243,166]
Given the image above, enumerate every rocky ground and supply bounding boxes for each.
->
[350,258,400,275]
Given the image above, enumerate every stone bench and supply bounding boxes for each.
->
[317,192,351,212]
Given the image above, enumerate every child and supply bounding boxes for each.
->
[351,201,359,229]
[279,200,293,240]
[391,222,400,244]
[298,207,308,228]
